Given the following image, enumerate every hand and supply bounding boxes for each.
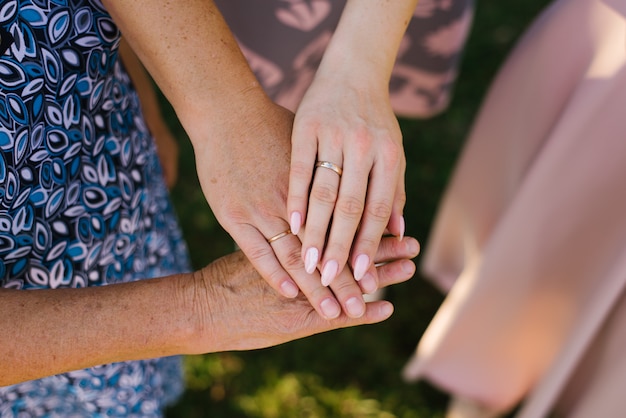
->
[194,91,410,320]
[288,73,406,290]
[192,99,364,319]
[187,235,419,353]
[0,234,417,385]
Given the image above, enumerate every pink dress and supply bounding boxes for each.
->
[402,0,626,416]
[214,0,473,118]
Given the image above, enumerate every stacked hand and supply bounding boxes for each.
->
[189,235,419,353]
[288,72,406,293]
[108,0,412,321]
[0,233,417,386]
[195,93,409,321]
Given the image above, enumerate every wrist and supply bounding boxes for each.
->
[319,0,417,86]
[318,46,391,89]
[170,269,218,355]
[179,255,246,354]
[177,83,273,150]
[181,252,259,354]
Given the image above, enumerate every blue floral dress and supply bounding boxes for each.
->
[0,0,191,416]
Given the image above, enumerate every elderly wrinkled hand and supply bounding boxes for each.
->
[187,234,419,353]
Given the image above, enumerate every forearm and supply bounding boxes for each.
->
[0,275,196,386]
[319,0,418,85]
[0,240,418,386]
[102,0,271,144]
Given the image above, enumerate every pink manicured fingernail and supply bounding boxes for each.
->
[353,254,370,281]
[280,280,299,298]
[304,247,318,274]
[398,215,405,241]
[321,260,338,287]
[320,298,340,319]
[346,296,365,318]
[290,212,301,235]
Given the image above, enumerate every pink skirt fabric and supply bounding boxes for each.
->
[402,0,626,416]
[215,0,473,118]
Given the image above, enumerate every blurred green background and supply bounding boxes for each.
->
[163,1,548,417]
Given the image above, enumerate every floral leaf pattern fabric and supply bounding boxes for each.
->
[215,0,474,118]
[0,0,190,416]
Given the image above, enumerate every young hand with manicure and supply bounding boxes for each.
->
[288,0,417,292]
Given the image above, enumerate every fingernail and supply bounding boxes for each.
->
[408,237,419,255]
[380,302,394,318]
[280,280,299,298]
[321,260,338,287]
[402,260,415,274]
[353,254,370,281]
[398,215,405,241]
[320,298,340,319]
[290,212,301,235]
[304,247,319,274]
[346,296,365,318]
[360,272,377,294]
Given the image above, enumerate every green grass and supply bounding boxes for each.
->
[164,1,549,416]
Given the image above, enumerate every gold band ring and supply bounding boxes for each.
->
[315,161,343,177]
[267,229,292,244]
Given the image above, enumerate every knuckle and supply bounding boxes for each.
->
[306,287,334,312]
[367,200,393,222]
[254,202,279,221]
[325,127,344,151]
[375,265,390,284]
[244,243,275,264]
[311,183,338,204]
[336,195,364,219]
[380,137,403,166]
[290,160,313,180]
[280,246,304,271]
[331,277,360,295]
[294,115,318,132]
[355,235,379,252]
[352,130,374,158]
[217,205,252,230]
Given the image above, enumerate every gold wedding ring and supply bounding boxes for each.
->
[315,161,343,177]
[267,229,292,244]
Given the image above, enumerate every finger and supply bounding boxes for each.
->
[362,300,395,323]
[319,153,371,287]
[287,121,318,235]
[387,157,407,239]
[269,232,345,320]
[286,300,395,344]
[300,157,343,278]
[356,263,379,295]
[373,236,420,264]
[349,153,402,282]
[234,225,301,299]
[236,217,345,320]
[328,266,367,318]
[322,300,395,329]
[358,236,420,294]
[376,258,415,288]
